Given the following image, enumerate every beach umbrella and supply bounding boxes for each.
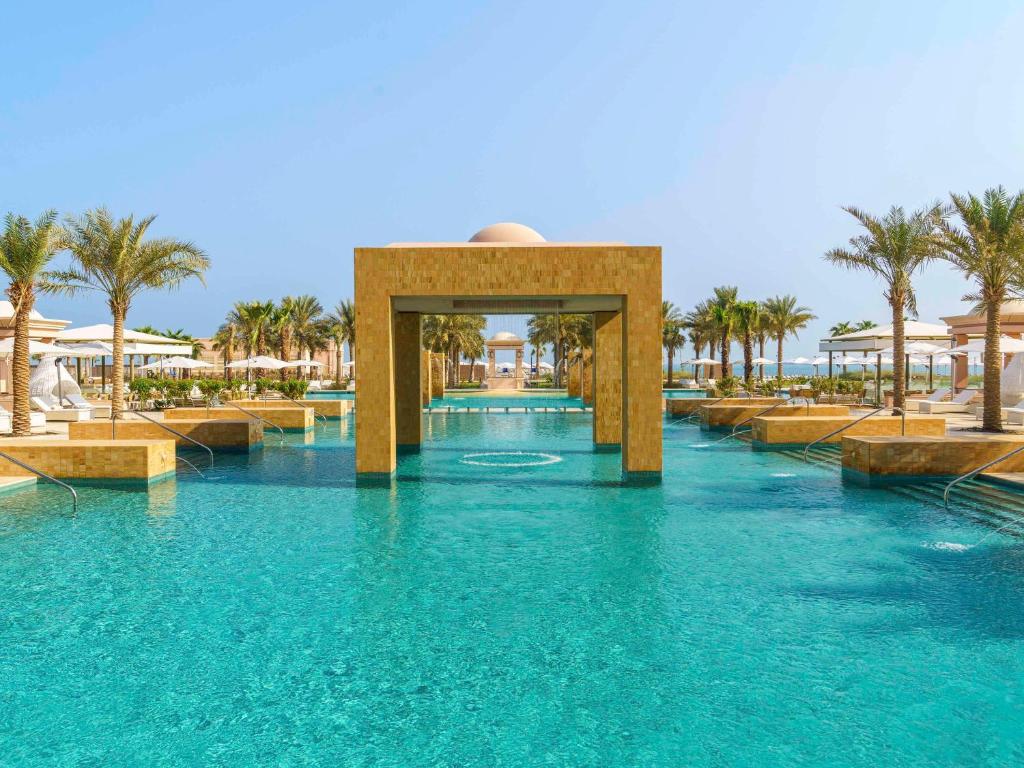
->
[750,357,774,365]
[226,355,290,370]
[0,338,67,355]
[949,335,1024,354]
[138,356,212,370]
[285,359,324,368]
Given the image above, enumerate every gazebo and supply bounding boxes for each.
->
[941,301,1024,390]
[486,331,525,389]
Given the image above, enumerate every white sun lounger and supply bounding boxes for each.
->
[61,393,112,418]
[31,394,93,422]
[918,389,977,414]
[0,405,46,433]
[903,387,951,412]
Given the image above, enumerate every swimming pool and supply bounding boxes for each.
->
[2,415,1022,764]
[429,393,586,410]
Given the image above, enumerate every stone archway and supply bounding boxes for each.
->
[353,223,662,480]
[485,331,524,390]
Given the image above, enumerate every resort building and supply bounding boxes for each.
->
[0,301,70,403]
[941,301,1024,390]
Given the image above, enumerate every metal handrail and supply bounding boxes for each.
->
[729,397,811,437]
[128,411,215,468]
[224,401,286,439]
[0,449,78,511]
[943,442,1024,505]
[176,455,207,479]
[681,391,754,423]
[277,393,328,424]
[802,406,885,461]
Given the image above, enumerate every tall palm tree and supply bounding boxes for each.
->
[733,300,761,390]
[0,210,62,436]
[685,300,718,378]
[710,286,737,377]
[54,209,208,418]
[662,301,685,386]
[227,300,275,357]
[269,300,294,379]
[212,321,236,381]
[754,305,771,381]
[824,203,941,413]
[763,295,816,392]
[528,313,590,387]
[288,294,324,361]
[327,299,355,381]
[935,187,1024,431]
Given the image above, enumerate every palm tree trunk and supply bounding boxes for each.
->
[10,286,32,437]
[335,340,342,385]
[983,296,1003,431]
[891,297,906,415]
[743,333,753,389]
[776,335,784,392]
[667,347,674,386]
[758,337,765,381]
[720,335,730,379]
[112,308,126,419]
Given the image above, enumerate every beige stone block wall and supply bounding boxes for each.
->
[394,312,422,447]
[666,396,778,417]
[70,419,262,450]
[232,399,351,419]
[702,403,849,429]
[0,438,176,481]
[752,415,946,446]
[355,244,662,476]
[843,434,1024,479]
[430,353,445,398]
[167,406,313,430]
[593,311,622,447]
[421,350,431,406]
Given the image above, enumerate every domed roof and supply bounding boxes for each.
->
[489,331,521,342]
[469,222,546,243]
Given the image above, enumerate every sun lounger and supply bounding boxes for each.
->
[903,387,951,412]
[0,405,46,433]
[31,395,93,422]
[61,393,112,418]
[918,389,977,414]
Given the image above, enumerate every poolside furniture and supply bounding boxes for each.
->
[346,380,355,391]
[30,394,93,422]
[61,393,112,418]
[918,389,977,414]
[0,406,46,434]
[903,387,951,412]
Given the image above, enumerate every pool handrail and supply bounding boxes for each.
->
[943,441,1024,506]
[802,406,885,461]
[728,397,813,437]
[223,401,286,439]
[127,410,215,468]
[275,393,328,424]
[0,449,78,511]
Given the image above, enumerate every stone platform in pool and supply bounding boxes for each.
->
[0,438,176,485]
[69,419,263,451]
[666,396,780,417]
[166,406,314,431]
[752,415,945,448]
[842,433,1024,485]
[230,398,351,419]
[701,403,848,430]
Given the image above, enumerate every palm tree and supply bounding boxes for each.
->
[423,314,486,387]
[212,321,237,380]
[684,301,717,378]
[763,295,816,392]
[824,203,941,413]
[327,299,355,381]
[227,300,275,357]
[754,306,771,381]
[662,301,685,386]
[829,321,854,337]
[733,300,761,390]
[710,286,737,377]
[54,209,208,418]
[854,320,877,331]
[288,294,324,361]
[935,187,1024,431]
[0,210,62,436]
[269,300,294,380]
[162,328,204,359]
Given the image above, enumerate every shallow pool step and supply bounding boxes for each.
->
[775,445,842,469]
[889,478,1024,537]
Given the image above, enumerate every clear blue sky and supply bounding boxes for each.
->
[3,0,1023,356]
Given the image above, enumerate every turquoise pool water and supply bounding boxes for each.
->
[662,389,708,398]
[305,390,354,400]
[2,416,1023,765]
